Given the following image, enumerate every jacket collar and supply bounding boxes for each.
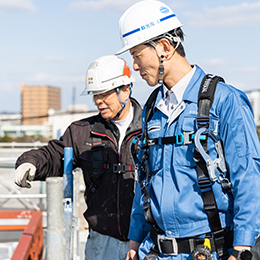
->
[153,65,206,111]
[182,65,206,104]
[91,97,142,141]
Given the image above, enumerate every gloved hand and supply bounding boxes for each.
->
[15,163,36,188]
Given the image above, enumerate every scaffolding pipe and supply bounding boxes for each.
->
[64,147,73,200]
[46,177,65,260]
[64,147,74,260]
[0,194,46,199]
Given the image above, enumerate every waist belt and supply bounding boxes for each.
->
[148,225,232,257]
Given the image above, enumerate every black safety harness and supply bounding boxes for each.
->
[89,137,135,193]
[134,74,233,260]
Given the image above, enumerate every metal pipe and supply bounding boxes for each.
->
[0,175,41,210]
[0,194,46,199]
[46,177,65,260]
[63,147,73,200]
[63,147,74,260]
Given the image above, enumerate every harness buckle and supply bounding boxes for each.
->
[113,163,126,174]
[197,177,213,192]
[176,133,184,145]
[196,116,210,133]
[141,179,149,189]
[157,234,178,256]
[183,132,195,145]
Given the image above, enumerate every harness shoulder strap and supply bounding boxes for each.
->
[198,74,224,117]
[89,137,106,192]
[195,74,231,258]
[144,86,161,123]
[195,74,225,220]
[140,86,161,226]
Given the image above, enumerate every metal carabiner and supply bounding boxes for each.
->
[208,132,227,174]
[194,127,218,182]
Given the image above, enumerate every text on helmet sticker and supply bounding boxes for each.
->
[122,14,176,39]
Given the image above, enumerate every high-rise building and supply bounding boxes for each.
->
[21,84,61,125]
[245,90,260,126]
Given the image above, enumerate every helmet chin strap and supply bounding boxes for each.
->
[113,83,132,119]
[158,55,164,85]
[148,31,182,85]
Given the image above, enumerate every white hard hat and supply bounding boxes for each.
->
[116,0,183,55]
[82,55,134,95]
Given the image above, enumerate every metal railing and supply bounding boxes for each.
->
[0,174,46,211]
[45,147,80,260]
[11,211,43,260]
[46,177,65,260]
[0,142,47,148]
[0,146,82,260]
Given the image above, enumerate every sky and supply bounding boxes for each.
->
[0,0,260,113]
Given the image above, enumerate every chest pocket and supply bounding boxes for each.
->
[174,116,197,167]
[79,142,110,180]
[174,116,219,167]
[147,122,163,174]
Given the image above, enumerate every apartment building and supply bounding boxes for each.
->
[21,84,61,125]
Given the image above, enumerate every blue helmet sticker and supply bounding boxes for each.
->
[160,6,169,14]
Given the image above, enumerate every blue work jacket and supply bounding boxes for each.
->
[128,65,260,253]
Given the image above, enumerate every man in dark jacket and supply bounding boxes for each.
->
[14,55,142,260]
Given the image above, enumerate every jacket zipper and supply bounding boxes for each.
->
[91,130,124,237]
[116,130,142,239]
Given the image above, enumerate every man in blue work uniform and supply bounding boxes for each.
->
[116,1,260,260]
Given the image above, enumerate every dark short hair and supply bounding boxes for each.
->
[146,27,186,57]
[168,27,185,57]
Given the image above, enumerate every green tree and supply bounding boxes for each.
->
[0,134,51,143]
[0,135,13,142]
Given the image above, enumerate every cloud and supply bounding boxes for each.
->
[203,58,228,67]
[229,65,260,73]
[29,56,71,63]
[68,0,139,12]
[68,0,185,13]
[0,0,37,13]
[236,66,260,73]
[29,73,85,84]
[184,1,260,29]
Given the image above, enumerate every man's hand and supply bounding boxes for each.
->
[15,163,36,188]
[126,240,140,260]
[228,246,251,260]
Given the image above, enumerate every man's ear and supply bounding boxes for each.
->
[157,38,174,58]
[122,85,130,93]
[119,85,130,99]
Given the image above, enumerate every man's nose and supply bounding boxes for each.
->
[133,61,140,71]
[94,96,102,105]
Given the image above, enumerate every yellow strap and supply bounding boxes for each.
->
[204,238,211,250]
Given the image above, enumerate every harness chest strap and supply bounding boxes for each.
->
[89,137,135,193]
[140,131,206,147]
